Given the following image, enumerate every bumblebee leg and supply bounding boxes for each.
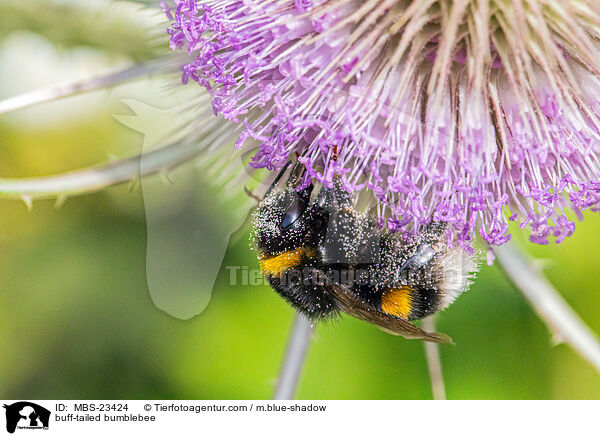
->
[243,185,262,203]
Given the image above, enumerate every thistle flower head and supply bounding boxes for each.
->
[166,0,600,250]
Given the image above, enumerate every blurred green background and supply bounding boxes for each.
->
[0,0,599,400]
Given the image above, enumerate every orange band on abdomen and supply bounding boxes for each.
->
[381,286,414,319]
[259,247,314,277]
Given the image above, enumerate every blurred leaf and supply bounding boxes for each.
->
[0,0,163,61]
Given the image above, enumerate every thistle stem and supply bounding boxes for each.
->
[495,243,600,373]
[422,315,447,400]
[273,314,314,400]
[0,140,205,201]
[0,58,178,115]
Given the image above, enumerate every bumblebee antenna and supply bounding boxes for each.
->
[263,160,293,198]
[287,162,308,188]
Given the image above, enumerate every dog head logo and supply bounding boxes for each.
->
[3,402,50,433]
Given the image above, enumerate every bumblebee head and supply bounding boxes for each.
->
[253,178,329,256]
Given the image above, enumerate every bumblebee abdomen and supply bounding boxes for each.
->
[380,286,444,321]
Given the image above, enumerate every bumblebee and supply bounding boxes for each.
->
[252,162,479,343]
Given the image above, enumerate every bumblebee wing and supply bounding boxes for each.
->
[327,284,453,344]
